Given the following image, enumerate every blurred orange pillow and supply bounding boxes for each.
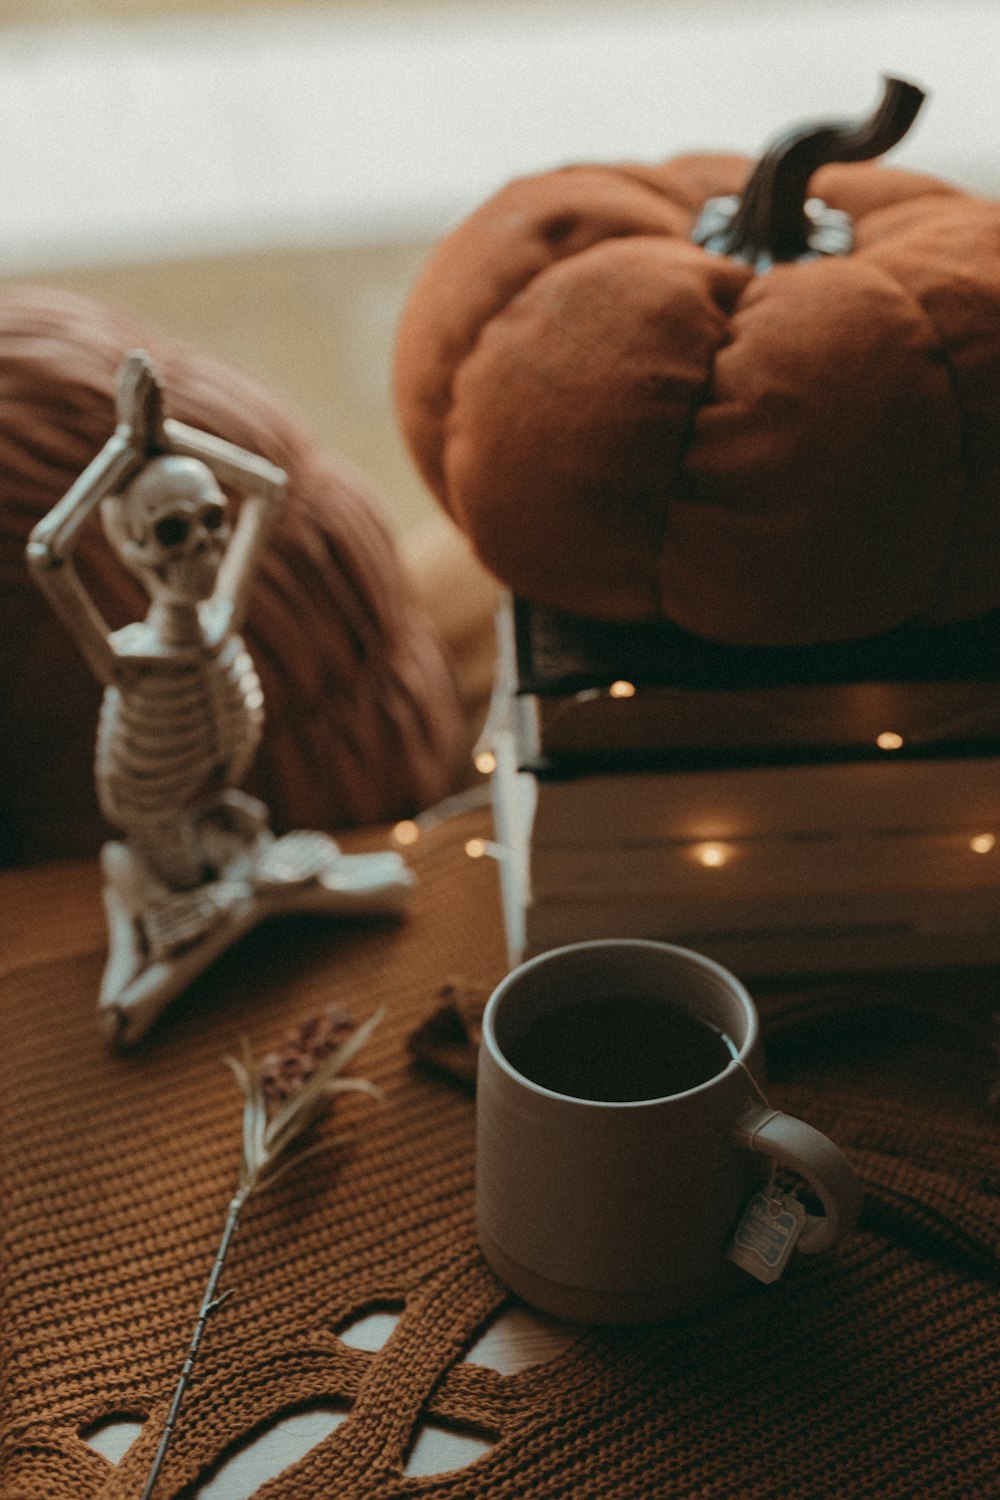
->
[0,285,464,865]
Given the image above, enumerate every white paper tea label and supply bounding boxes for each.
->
[727,1191,807,1283]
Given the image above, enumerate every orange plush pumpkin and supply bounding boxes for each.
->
[394,79,1000,645]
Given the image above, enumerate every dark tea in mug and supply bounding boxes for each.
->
[503,995,735,1102]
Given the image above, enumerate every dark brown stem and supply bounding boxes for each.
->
[138,1185,250,1500]
[705,76,926,265]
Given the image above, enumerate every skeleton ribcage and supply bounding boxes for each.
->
[96,634,265,829]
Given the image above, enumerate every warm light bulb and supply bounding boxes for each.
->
[465,838,488,859]
[608,680,636,699]
[474,749,497,775]
[393,820,420,846]
[970,833,996,854]
[876,731,904,751]
[691,842,731,868]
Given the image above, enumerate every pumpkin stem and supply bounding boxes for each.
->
[692,76,926,270]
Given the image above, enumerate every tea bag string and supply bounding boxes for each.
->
[724,1032,780,1195]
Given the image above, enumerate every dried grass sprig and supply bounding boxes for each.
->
[225,1007,383,1190]
[139,1004,383,1500]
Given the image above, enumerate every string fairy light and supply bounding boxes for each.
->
[465,837,505,861]
[690,841,733,868]
[390,784,493,847]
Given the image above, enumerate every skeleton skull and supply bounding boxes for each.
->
[103,455,231,601]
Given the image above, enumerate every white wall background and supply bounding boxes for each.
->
[0,0,997,273]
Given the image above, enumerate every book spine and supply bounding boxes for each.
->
[529,757,1000,843]
[529,829,1000,900]
[522,900,1000,977]
[523,681,1000,759]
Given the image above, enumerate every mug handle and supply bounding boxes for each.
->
[732,1107,863,1253]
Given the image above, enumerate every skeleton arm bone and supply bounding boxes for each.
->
[26,433,141,685]
[163,417,287,632]
[25,352,167,682]
[162,419,286,499]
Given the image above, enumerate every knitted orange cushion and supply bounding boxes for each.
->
[0,285,465,865]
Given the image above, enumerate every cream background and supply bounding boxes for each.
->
[2,1,998,536]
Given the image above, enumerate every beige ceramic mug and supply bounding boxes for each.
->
[475,939,862,1323]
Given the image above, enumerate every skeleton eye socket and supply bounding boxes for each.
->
[202,503,226,530]
[153,514,190,547]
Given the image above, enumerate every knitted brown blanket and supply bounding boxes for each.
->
[1,812,998,1499]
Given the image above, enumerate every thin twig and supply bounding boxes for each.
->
[139,1184,251,1500]
[136,1005,382,1498]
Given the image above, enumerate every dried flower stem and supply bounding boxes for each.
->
[138,1186,248,1500]
[138,1007,382,1499]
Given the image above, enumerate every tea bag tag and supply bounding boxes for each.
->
[727,1190,807,1284]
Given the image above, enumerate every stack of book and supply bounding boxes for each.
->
[489,593,1000,975]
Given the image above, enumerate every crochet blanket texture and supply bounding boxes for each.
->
[0,812,997,1499]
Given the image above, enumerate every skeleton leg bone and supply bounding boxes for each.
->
[99,824,415,1047]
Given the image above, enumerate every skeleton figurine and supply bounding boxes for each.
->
[27,352,413,1045]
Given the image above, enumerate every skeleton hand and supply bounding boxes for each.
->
[115,350,166,456]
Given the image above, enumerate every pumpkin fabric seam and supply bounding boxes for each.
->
[440,228,660,513]
[871,265,973,615]
[434,166,725,492]
[653,323,736,621]
[556,159,732,219]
